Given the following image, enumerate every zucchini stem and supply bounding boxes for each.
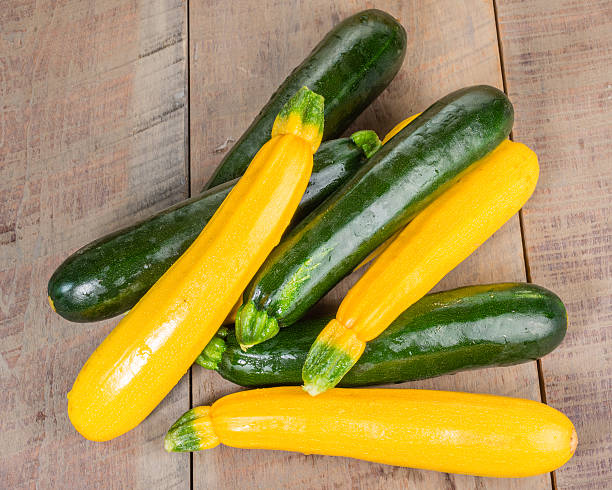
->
[235,300,280,350]
[350,130,382,159]
[302,319,365,396]
[271,86,324,153]
[195,333,227,370]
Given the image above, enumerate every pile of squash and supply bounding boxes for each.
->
[49,10,576,479]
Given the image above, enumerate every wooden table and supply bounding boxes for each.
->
[2,1,610,488]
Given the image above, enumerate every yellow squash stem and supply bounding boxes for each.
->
[164,387,577,478]
[303,140,539,395]
[67,87,324,441]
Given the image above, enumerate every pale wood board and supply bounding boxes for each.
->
[3,0,609,488]
[496,0,612,488]
[188,1,547,488]
[0,0,189,488]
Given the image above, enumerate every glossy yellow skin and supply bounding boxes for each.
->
[272,112,322,153]
[189,387,577,478]
[312,141,538,376]
[188,406,220,450]
[381,111,421,144]
[68,126,320,441]
[222,297,242,325]
[227,114,408,321]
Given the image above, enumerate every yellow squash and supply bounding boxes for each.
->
[303,140,539,395]
[381,111,421,144]
[225,114,416,320]
[68,87,324,441]
[222,298,242,325]
[164,387,577,478]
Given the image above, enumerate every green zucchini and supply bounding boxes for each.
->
[48,131,381,323]
[203,9,406,189]
[235,85,514,348]
[198,283,566,387]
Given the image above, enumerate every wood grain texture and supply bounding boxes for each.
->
[189,1,548,488]
[5,0,607,487]
[0,0,189,488]
[496,0,612,488]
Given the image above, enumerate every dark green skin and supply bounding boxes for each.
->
[48,137,372,322]
[291,137,371,224]
[203,9,406,190]
[210,284,567,387]
[242,86,515,337]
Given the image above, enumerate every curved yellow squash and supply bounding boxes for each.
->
[165,387,577,478]
[303,140,539,395]
[68,88,324,441]
[381,111,421,144]
[340,140,538,339]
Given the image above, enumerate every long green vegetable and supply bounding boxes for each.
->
[199,283,566,387]
[235,85,514,348]
[48,131,381,322]
[203,9,406,189]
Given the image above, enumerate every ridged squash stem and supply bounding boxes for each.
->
[164,387,577,479]
[271,86,324,152]
[349,130,382,158]
[302,140,539,396]
[195,327,229,370]
[67,87,324,441]
[234,130,382,350]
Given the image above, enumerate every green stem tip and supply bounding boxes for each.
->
[351,130,382,159]
[235,300,280,350]
[195,330,228,370]
[302,319,365,396]
[271,86,325,153]
[165,406,219,452]
[302,340,359,397]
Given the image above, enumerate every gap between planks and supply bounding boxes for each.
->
[184,1,194,489]
[184,1,551,487]
[492,1,555,489]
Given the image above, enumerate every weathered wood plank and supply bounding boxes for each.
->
[0,0,189,488]
[189,1,547,488]
[496,0,612,488]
